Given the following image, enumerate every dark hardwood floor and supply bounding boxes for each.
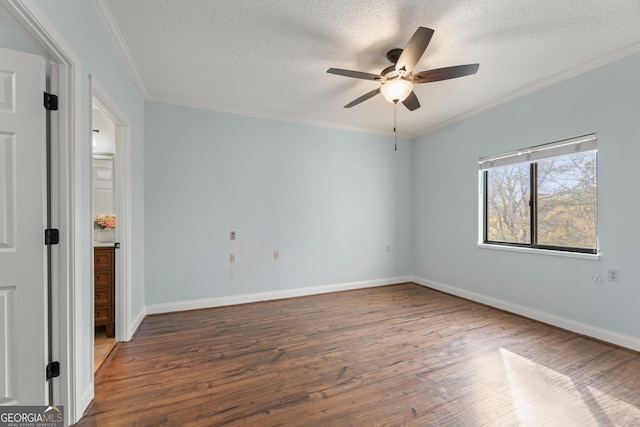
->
[74,283,640,426]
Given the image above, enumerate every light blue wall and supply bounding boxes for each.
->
[0,8,44,55]
[144,102,412,304]
[412,53,640,340]
[19,0,146,394]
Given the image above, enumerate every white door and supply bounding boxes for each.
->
[0,47,47,405]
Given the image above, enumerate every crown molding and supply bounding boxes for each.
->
[414,40,640,138]
[91,0,148,97]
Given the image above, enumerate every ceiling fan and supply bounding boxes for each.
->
[327,27,479,111]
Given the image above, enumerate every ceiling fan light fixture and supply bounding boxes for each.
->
[380,79,413,104]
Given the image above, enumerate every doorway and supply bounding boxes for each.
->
[90,77,132,378]
[91,105,117,371]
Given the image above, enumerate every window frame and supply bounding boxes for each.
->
[480,135,598,255]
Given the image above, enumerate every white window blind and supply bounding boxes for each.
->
[479,134,597,170]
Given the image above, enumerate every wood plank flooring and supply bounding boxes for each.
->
[74,283,640,426]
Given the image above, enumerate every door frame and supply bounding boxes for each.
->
[1,0,82,423]
[90,76,132,346]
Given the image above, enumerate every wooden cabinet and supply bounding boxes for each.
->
[94,246,115,337]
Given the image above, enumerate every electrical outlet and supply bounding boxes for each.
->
[230,254,236,263]
[230,231,236,240]
[274,250,279,260]
[608,269,619,282]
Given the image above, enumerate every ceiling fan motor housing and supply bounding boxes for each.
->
[381,65,399,79]
[382,49,405,78]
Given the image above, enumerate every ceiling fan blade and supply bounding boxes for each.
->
[411,63,480,83]
[402,91,420,111]
[327,68,382,80]
[344,88,381,108]
[395,27,434,73]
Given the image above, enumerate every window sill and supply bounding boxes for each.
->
[476,243,600,260]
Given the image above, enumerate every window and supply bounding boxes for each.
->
[480,134,597,254]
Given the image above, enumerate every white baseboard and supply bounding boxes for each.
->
[145,276,412,315]
[77,382,94,422]
[127,307,146,340]
[412,276,640,352]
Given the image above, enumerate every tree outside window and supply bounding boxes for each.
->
[483,140,597,254]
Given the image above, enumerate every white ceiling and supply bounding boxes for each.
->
[98,0,640,137]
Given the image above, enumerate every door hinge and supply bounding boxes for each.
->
[45,229,59,245]
[46,361,60,381]
[43,92,58,111]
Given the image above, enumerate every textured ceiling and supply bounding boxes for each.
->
[99,0,640,136]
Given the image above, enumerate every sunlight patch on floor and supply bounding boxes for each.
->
[495,347,640,426]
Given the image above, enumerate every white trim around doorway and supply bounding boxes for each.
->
[0,0,82,424]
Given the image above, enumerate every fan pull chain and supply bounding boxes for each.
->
[394,101,398,152]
